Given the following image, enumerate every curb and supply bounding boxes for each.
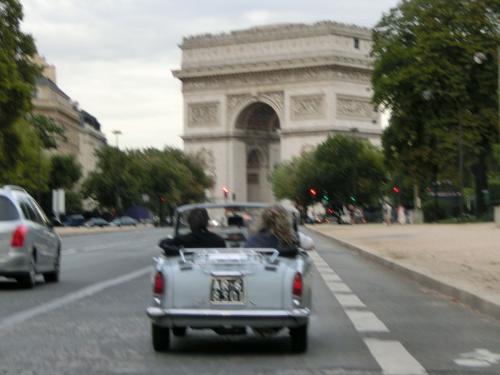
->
[306,225,500,321]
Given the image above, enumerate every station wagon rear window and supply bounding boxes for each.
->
[0,196,20,221]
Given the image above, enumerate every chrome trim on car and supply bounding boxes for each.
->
[146,307,311,319]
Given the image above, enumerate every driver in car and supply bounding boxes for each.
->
[160,208,226,249]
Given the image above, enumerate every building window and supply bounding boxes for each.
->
[354,38,360,49]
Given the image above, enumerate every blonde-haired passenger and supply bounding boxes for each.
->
[244,205,298,255]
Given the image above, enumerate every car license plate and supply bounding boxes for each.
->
[210,277,244,304]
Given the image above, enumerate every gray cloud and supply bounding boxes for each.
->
[21,0,399,149]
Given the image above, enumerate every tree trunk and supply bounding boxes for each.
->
[473,150,488,217]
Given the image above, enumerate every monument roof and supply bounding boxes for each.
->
[181,20,372,50]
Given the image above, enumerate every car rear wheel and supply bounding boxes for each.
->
[17,257,36,289]
[172,327,187,337]
[290,324,308,353]
[152,323,170,351]
[43,250,60,283]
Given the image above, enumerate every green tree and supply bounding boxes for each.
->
[314,136,386,206]
[82,146,212,215]
[372,0,499,216]
[0,0,40,171]
[0,119,50,194]
[28,114,66,150]
[82,146,141,213]
[49,154,82,190]
[272,136,386,208]
[272,151,318,206]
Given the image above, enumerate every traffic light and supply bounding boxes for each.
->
[159,195,166,204]
[309,188,317,198]
[350,196,356,202]
[392,186,400,193]
[222,186,230,200]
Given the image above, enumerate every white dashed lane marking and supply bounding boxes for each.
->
[310,250,428,375]
[364,338,428,375]
[344,310,389,333]
[0,266,152,332]
[335,293,366,308]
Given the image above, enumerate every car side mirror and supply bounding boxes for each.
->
[298,232,315,251]
[50,216,63,227]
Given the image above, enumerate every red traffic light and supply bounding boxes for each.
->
[309,188,317,197]
[392,186,400,193]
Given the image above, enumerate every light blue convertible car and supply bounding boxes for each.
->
[146,203,314,353]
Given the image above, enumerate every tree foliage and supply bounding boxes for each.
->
[28,114,66,150]
[82,146,213,213]
[372,0,499,213]
[0,0,40,171]
[49,154,82,190]
[0,119,50,194]
[272,135,386,207]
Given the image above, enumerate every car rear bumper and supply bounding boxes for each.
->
[0,252,30,276]
[146,307,310,328]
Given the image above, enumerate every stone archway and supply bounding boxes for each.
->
[235,102,280,202]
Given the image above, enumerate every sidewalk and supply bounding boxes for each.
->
[307,223,500,319]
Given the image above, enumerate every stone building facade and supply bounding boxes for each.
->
[32,56,107,179]
[173,21,382,202]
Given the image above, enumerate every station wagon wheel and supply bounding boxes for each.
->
[43,249,60,283]
[152,323,170,351]
[290,324,308,353]
[172,327,187,337]
[17,256,36,289]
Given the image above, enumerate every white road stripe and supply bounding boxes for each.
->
[0,266,152,332]
[322,273,342,282]
[311,250,428,374]
[61,239,155,255]
[344,310,389,333]
[364,338,428,375]
[326,281,352,293]
[335,293,366,308]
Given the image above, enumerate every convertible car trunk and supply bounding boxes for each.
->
[171,249,289,310]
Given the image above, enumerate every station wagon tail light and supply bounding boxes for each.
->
[292,272,303,298]
[153,271,165,295]
[11,225,27,248]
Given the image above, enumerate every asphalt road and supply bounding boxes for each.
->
[0,227,499,375]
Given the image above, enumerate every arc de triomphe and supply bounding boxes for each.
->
[173,21,382,202]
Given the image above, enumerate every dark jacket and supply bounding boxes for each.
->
[164,229,226,249]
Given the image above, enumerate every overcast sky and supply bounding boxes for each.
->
[21,0,399,150]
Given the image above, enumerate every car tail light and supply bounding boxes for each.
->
[292,272,303,297]
[11,225,28,248]
[153,271,165,295]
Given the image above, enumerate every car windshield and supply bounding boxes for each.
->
[177,206,267,236]
[0,196,19,221]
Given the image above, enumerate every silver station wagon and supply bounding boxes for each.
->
[146,203,314,353]
[0,185,61,288]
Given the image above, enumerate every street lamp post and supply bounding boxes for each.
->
[112,130,122,148]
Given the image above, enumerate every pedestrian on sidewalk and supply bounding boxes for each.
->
[397,204,406,225]
[383,201,392,225]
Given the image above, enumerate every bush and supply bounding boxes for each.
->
[422,198,460,222]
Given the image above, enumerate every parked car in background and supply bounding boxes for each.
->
[63,214,86,227]
[111,216,138,227]
[0,185,61,288]
[84,217,110,227]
